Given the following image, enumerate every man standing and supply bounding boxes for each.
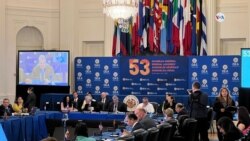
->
[24,87,36,112]
[0,98,14,117]
[188,81,209,141]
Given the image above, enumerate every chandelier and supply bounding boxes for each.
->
[102,0,139,20]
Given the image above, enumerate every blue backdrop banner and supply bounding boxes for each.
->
[74,56,240,100]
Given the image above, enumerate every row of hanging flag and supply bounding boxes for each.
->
[112,0,207,56]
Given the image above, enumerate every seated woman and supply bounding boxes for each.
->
[65,122,95,141]
[217,117,243,141]
[81,95,98,112]
[12,97,24,113]
[237,106,250,136]
[61,96,73,112]
[162,94,176,113]
[164,108,174,121]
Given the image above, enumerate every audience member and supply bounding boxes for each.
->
[81,95,98,112]
[136,97,155,113]
[61,95,73,112]
[108,95,127,112]
[65,122,95,141]
[24,87,36,112]
[0,98,14,117]
[175,103,188,119]
[237,106,250,135]
[12,97,24,113]
[217,117,243,141]
[164,108,174,121]
[71,91,82,111]
[98,92,110,111]
[134,108,156,130]
[213,87,236,141]
[188,81,209,141]
[162,94,176,112]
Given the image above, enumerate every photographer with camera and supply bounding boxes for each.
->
[188,81,209,141]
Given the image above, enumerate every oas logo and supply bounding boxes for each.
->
[211,72,218,81]
[103,79,110,87]
[77,72,83,81]
[201,65,208,74]
[222,64,229,74]
[123,95,139,112]
[85,65,91,74]
[77,85,83,94]
[86,79,92,87]
[222,79,228,88]
[191,58,198,67]
[113,86,119,94]
[103,65,110,74]
[191,72,198,81]
[95,86,100,94]
[215,12,225,23]
[232,72,239,81]
[113,72,119,81]
[212,87,218,96]
[211,58,218,67]
[201,79,208,88]
[76,59,82,67]
[112,59,119,68]
[94,59,100,68]
[94,72,101,81]
[232,57,239,67]
[232,87,239,95]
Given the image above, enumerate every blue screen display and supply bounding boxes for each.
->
[18,51,69,86]
[0,125,7,141]
[241,49,250,88]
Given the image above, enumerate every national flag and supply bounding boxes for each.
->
[172,0,181,55]
[199,0,207,55]
[191,0,197,55]
[112,22,121,56]
[167,0,174,55]
[160,0,168,54]
[183,0,192,56]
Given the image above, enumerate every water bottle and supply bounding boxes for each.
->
[44,105,47,111]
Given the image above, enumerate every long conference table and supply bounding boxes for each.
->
[0,111,126,141]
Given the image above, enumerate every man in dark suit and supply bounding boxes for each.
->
[98,92,110,111]
[127,113,144,132]
[72,91,82,111]
[24,87,36,112]
[0,98,14,117]
[134,108,156,130]
[108,95,127,112]
[188,81,209,141]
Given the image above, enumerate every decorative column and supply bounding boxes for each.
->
[206,0,217,55]
[0,0,6,97]
[104,16,114,56]
[60,0,79,91]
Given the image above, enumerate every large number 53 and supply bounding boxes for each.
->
[129,59,150,75]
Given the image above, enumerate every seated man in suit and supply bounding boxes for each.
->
[72,91,82,111]
[81,95,98,112]
[0,98,14,117]
[134,108,156,130]
[108,95,127,112]
[98,92,110,111]
[122,113,144,136]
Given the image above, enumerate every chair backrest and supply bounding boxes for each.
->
[146,127,159,141]
[150,102,160,114]
[132,128,148,141]
[157,123,172,141]
[117,135,135,141]
[177,115,189,134]
[181,118,197,141]
[166,119,178,140]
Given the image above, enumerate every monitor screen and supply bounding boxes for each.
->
[241,48,250,88]
[18,50,69,86]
